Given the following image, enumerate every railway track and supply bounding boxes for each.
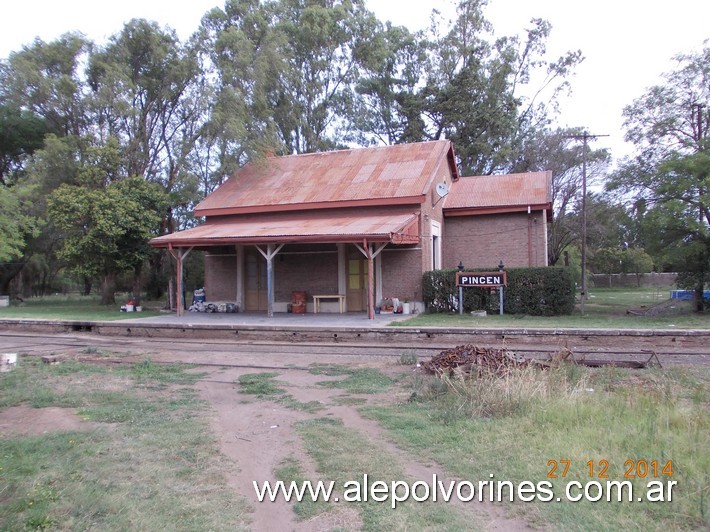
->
[1,331,708,368]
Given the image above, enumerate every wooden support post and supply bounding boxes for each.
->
[355,240,388,320]
[266,245,274,318]
[168,244,193,317]
[255,243,284,318]
[235,245,244,312]
[176,249,183,316]
[366,241,374,320]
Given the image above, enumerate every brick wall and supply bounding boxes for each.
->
[274,251,338,300]
[203,211,548,307]
[205,253,237,301]
[442,211,548,269]
[418,164,453,273]
[380,248,423,302]
[205,247,428,306]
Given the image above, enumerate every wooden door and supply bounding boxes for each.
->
[245,249,267,311]
[346,249,370,312]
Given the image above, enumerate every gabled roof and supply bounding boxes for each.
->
[150,208,420,247]
[444,171,552,217]
[195,140,458,217]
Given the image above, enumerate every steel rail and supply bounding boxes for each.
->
[2,332,708,365]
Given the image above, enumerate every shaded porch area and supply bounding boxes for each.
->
[150,208,421,319]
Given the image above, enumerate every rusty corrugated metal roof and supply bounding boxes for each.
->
[150,208,420,248]
[444,171,552,211]
[195,140,457,216]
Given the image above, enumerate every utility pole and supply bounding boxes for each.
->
[692,103,706,227]
[566,131,609,314]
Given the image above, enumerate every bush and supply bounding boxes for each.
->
[422,267,575,316]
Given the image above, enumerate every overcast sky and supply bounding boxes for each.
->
[1,0,707,163]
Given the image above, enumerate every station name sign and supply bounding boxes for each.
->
[456,271,507,288]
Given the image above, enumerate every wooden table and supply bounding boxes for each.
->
[312,294,346,314]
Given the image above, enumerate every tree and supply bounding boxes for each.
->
[0,23,208,297]
[622,247,654,287]
[0,105,47,185]
[202,0,376,156]
[0,33,90,137]
[270,0,377,153]
[0,105,47,293]
[355,1,583,175]
[582,193,635,250]
[0,185,39,265]
[347,21,425,146]
[87,20,208,230]
[197,0,284,186]
[0,35,93,295]
[591,247,624,287]
[0,134,85,296]
[1,0,593,300]
[506,127,610,265]
[591,247,653,288]
[48,175,168,304]
[608,45,709,310]
[87,21,202,179]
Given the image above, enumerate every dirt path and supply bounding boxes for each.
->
[4,333,706,531]
[197,368,306,531]
[196,367,360,531]
[0,405,102,438]
[0,336,534,530]
[194,362,531,531]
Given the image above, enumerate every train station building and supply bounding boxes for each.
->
[150,140,551,318]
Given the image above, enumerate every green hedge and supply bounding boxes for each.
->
[422,267,575,316]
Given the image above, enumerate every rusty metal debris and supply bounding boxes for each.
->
[422,345,663,376]
[549,348,662,369]
[421,344,528,377]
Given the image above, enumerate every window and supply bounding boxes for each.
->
[431,220,442,270]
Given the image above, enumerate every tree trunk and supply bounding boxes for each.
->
[132,265,142,306]
[21,268,34,298]
[0,262,27,295]
[83,277,92,296]
[40,267,50,296]
[694,283,705,312]
[100,272,116,305]
[146,250,167,300]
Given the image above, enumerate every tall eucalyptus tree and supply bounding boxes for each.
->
[86,20,206,202]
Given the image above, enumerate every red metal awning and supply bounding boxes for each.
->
[150,209,420,248]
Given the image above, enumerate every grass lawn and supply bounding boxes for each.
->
[0,357,250,530]
[2,353,707,530]
[239,366,476,529]
[363,362,709,530]
[0,294,166,321]
[232,361,709,530]
[396,288,710,329]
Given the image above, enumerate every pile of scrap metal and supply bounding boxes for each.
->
[421,344,529,377]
